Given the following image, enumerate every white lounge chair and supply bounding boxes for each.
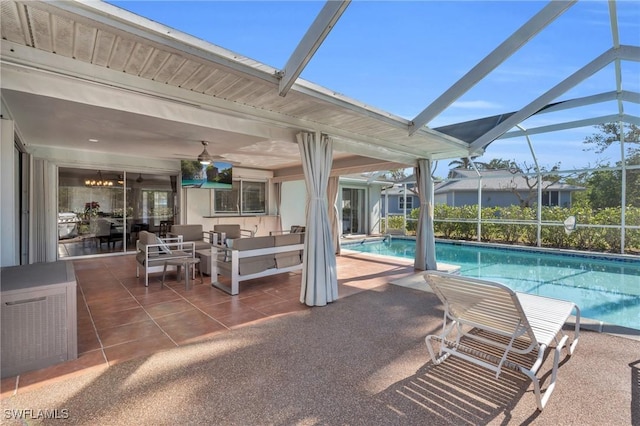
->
[423,271,580,411]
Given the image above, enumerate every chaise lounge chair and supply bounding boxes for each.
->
[423,271,580,411]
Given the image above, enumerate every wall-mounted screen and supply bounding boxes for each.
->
[181,160,232,189]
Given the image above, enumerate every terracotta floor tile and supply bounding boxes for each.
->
[83,288,133,304]
[126,284,168,297]
[2,253,410,395]
[78,328,102,354]
[162,320,227,345]
[16,351,108,394]
[195,299,252,318]
[144,299,197,318]
[184,288,233,308]
[0,377,18,399]
[233,292,288,310]
[134,289,183,306]
[92,307,151,330]
[98,320,165,347]
[216,308,269,329]
[253,299,310,316]
[154,309,222,330]
[87,297,141,315]
[103,334,177,365]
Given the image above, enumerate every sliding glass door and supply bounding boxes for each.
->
[342,188,366,235]
[58,168,176,258]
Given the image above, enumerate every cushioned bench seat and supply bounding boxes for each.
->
[212,234,304,295]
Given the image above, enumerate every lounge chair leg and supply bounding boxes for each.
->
[425,335,451,365]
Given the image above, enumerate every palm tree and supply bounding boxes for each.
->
[447,156,489,174]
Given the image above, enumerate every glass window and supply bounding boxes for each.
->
[242,181,266,214]
[58,168,176,257]
[399,196,413,210]
[542,191,560,206]
[213,180,266,215]
[214,181,239,214]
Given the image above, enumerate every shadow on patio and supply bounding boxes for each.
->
[1,254,638,424]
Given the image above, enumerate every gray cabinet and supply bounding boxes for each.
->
[1,261,77,378]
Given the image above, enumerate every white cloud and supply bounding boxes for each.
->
[451,100,502,109]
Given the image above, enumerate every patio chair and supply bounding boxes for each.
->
[135,231,195,287]
[213,224,254,239]
[423,271,580,411]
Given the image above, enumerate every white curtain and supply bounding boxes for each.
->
[32,159,58,263]
[298,131,338,306]
[274,182,283,234]
[327,176,341,255]
[415,159,437,270]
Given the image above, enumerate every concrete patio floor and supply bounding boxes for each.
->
[1,252,638,425]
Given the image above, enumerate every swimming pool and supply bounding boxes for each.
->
[343,238,640,331]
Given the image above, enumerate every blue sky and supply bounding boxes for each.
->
[108,1,640,177]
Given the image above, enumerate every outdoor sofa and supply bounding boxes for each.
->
[210,233,304,295]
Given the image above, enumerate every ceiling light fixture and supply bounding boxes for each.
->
[136,173,144,183]
[197,141,213,165]
[85,170,113,187]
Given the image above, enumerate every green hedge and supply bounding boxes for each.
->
[383,205,640,253]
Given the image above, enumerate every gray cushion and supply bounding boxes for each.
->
[138,231,159,255]
[214,224,242,239]
[170,224,203,242]
[233,236,275,275]
[274,234,303,268]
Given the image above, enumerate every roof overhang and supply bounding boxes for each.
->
[0,0,470,179]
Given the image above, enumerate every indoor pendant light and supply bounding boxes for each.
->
[197,141,213,165]
[85,170,114,187]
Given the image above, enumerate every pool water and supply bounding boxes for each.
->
[344,239,640,330]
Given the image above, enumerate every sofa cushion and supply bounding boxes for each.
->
[232,236,276,275]
[214,224,242,239]
[138,231,159,255]
[170,224,203,242]
[274,234,303,268]
[192,240,211,251]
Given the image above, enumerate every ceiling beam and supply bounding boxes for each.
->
[469,45,640,152]
[278,1,350,97]
[272,156,405,182]
[500,114,624,138]
[537,92,618,114]
[408,0,576,135]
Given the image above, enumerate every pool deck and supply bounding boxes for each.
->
[1,251,638,424]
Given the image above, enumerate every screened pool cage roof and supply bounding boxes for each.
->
[0,1,638,180]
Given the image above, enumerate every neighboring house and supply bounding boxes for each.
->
[381,174,447,217]
[381,183,418,217]
[434,169,585,208]
[279,173,390,236]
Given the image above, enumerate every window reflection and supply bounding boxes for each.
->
[58,168,176,258]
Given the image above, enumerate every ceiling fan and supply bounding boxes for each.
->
[167,140,232,164]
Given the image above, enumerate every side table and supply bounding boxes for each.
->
[162,257,203,290]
